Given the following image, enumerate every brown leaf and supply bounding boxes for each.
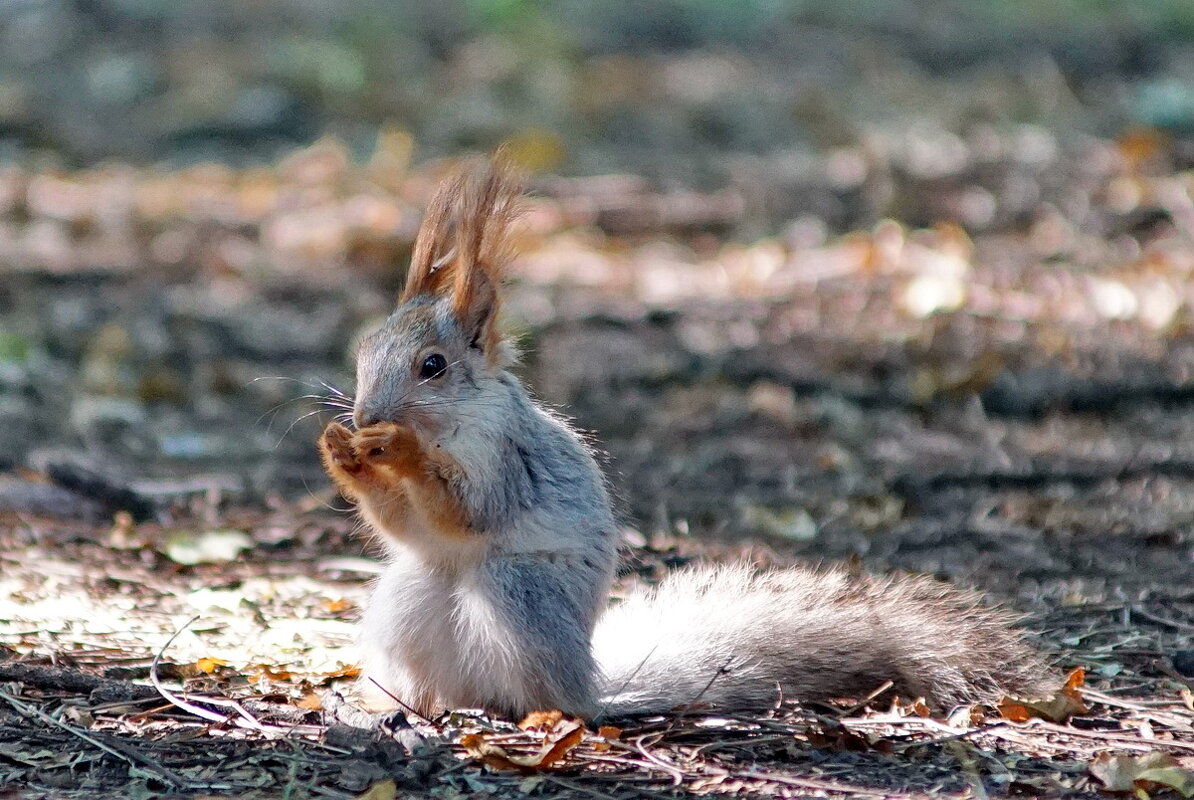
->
[321,598,355,614]
[593,725,622,752]
[247,664,295,682]
[1090,752,1194,797]
[997,667,1088,724]
[518,709,565,731]
[461,723,584,773]
[315,663,361,684]
[296,692,323,710]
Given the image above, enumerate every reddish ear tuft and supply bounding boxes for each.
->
[400,156,521,362]
[401,169,466,301]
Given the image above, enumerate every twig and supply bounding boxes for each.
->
[836,680,895,717]
[622,735,686,785]
[365,676,435,725]
[594,643,659,721]
[0,687,191,789]
[1025,718,1194,753]
[543,775,622,800]
[660,654,737,739]
[690,734,798,758]
[893,722,1010,751]
[676,655,736,716]
[150,615,271,733]
[736,769,915,798]
[1130,605,1194,633]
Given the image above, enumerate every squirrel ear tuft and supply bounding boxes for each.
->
[451,157,520,359]
[401,169,466,302]
[401,155,522,362]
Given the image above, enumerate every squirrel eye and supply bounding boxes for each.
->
[418,353,448,380]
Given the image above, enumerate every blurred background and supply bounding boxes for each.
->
[3,0,1194,567]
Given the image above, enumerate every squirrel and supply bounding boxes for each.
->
[318,159,1048,721]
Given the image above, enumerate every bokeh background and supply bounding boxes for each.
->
[8,0,1194,179]
[3,0,1194,540]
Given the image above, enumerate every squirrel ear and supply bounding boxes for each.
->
[401,170,466,302]
[400,157,521,362]
[450,159,519,359]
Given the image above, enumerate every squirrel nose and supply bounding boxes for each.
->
[353,409,381,429]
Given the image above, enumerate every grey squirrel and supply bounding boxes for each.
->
[318,159,1047,721]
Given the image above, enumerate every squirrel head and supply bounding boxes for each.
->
[352,158,521,433]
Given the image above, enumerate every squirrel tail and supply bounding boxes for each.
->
[592,563,1049,717]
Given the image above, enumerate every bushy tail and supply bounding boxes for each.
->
[592,564,1049,717]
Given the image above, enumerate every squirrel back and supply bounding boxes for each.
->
[320,159,1048,721]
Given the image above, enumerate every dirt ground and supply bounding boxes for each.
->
[3,133,1194,798]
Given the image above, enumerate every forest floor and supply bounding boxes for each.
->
[3,132,1194,798]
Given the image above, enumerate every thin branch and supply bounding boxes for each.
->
[0,687,192,789]
[365,677,436,725]
[150,615,270,733]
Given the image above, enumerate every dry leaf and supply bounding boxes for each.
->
[321,598,355,614]
[907,698,931,718]
[163,528,252,565]
[1090,752,1194,797]
[297,692,323,710]
[807,725,888,753]
[461,723,584,773]
[998,667,1088,723]
[353,780,397,800]
[314,663,361,684]
[196,656,229,674]
[518,709,565,731]
[593,725,622,752]
[247,663,294,682]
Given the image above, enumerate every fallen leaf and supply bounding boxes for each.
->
[518,709,565,731]
[164,529,252,565]
[353,780,397,800]
[196,657,229,674]
[321,598,355,614]
[998,667,1088,723]
[740,504,817,541]
[247,663,294,682]
[297,692,323,710]
[461,722,584,773]
[1090,752,1194,797]
[593,725,622,752]
[897,697,931,718]
[314,663,361,684]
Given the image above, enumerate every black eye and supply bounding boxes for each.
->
[418,353,447,380]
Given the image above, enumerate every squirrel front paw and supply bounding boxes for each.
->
[353,422,423,476]
[320,421,362,475]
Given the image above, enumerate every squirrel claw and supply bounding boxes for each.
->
[320,421,361,474]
